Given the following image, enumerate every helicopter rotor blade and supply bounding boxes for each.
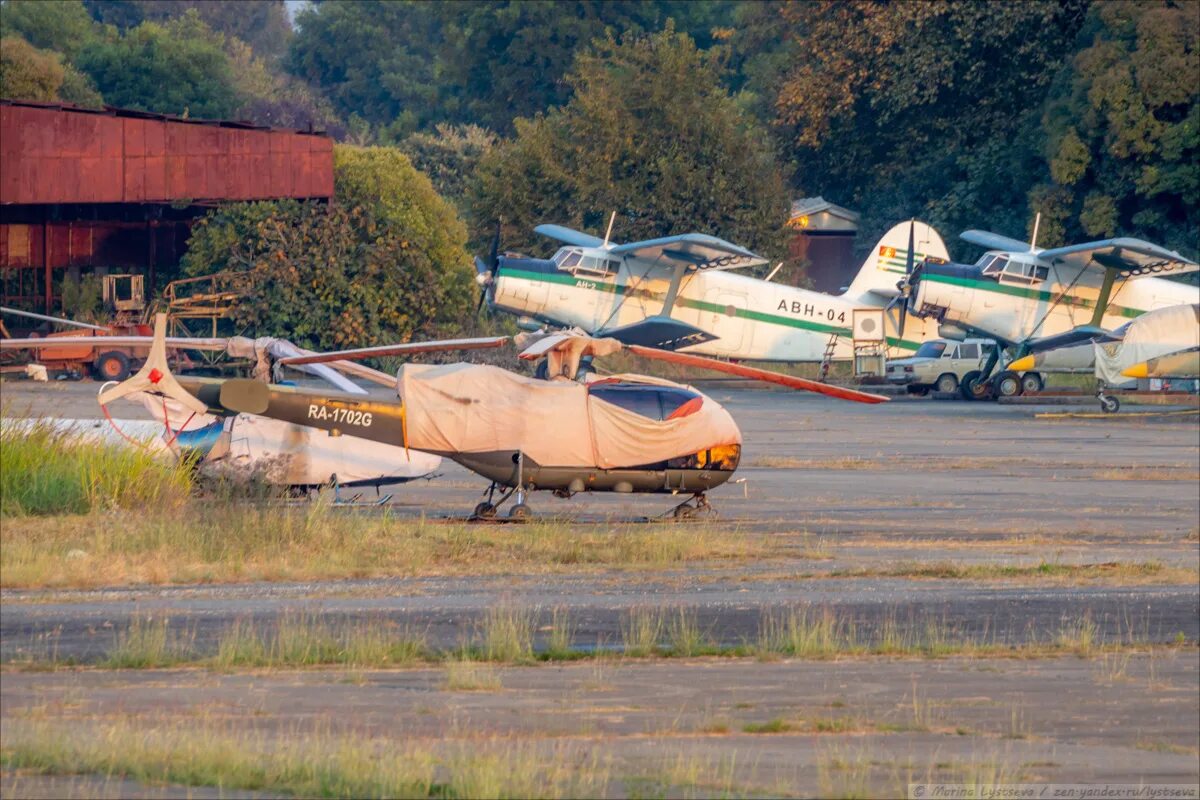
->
[625,345,889,404]
[278,336,511,366]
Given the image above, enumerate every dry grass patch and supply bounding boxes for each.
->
[1,504,774,590]
[1,718,610,798]
[824,560,1196,586]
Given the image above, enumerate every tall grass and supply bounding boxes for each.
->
[0,419,191,517]
[1,719,609,799]
[1,504,772,589]
[211,613,429,669]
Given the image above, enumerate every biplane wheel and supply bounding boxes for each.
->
[472,502,497,519]
[1099,395,1120,414]
[1021,372,1043,394]
[94,351,131,381]
[508,503,531,520]
[995,371,1022,398]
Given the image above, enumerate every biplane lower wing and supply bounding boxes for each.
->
[599,316,718,350]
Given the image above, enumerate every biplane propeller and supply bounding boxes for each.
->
[88,317,886,520]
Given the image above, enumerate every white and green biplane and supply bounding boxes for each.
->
[474,219,952,364]
[893,220,1199,399]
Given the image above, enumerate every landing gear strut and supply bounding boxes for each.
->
[470,451,534,521]
[669,492,713,520]
[1097,381,1120,414]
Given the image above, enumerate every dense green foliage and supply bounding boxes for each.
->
[1038,2,1199,254]
[181,146,472,351]
[469,26,788,257]
[76,11,240,118]
[5,0,1196,292]
[286,0,735,136]
[0,34,102,105]
[85,0,291,61]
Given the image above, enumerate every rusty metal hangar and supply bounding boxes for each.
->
[0,99,333,313]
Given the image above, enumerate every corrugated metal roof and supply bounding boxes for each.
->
[0,99,334,205]
[0,98,327,136]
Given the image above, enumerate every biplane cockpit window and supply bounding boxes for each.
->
[980,255,1008,276]
[553,249,583,269]
[589,383,702,421]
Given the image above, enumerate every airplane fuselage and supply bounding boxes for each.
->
[492,255,938,361]
[913,253,1200,346]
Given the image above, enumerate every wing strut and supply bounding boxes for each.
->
[1091,264,1118,329]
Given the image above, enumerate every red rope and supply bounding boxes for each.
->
[100,402,150,449]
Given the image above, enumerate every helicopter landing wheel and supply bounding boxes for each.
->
[508,503,531,520]
[472,502,497,519]
[670,492,713,520]
[1099,394,1120,414]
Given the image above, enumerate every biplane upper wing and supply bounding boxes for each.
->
[1036,238,1197,279]
[533,224,605,248]
[960,231,1198,279]
[608,233,768,271]
[534,224,768,271]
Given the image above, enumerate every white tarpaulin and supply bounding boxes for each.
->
[1094,304,1200,385]
[398,364,741,469]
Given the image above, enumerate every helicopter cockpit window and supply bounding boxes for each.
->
[589,383,703,421]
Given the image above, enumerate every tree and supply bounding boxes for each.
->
[397,124,498,209]
[76,11,240,118]
[0,35,62,101]
[0,34,102,106]
[469,26,788,260]
[285,1,737,135]
[434,1,736,133]
[181,146,473,350]
[761,1,1087,251]
[286,1,442,135]
[226,39,346,134]
[1038,1,1198,257]
[1,0,99,59]
[84,0,292,61]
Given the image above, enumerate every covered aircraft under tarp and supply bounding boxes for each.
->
[1093,303,1199,385]
[396,362,740,470]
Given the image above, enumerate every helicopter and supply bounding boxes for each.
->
[95,315,888,520]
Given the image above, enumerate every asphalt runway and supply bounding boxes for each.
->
[2,380,1198,794]
[2,381,1197,660]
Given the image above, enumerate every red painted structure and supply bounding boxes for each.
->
[0,100,334,313]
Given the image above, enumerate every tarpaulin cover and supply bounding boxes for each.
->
[397,364,741,469]
[1094,304,1200,385]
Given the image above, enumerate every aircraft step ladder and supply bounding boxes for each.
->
[819,334,838,382]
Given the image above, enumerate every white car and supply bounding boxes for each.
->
[887,338,1044,398]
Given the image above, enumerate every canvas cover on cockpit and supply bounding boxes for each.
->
[397,364,742,468]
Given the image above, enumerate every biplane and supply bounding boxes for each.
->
[891,218,1199,399]
[473,219,951,362]
[85,315,888,519]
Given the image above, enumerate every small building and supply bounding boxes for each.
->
[0,99,334,313]
[787,196,860,293]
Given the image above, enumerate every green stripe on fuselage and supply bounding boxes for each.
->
[920,272,1144,318]
[500,268,924,352]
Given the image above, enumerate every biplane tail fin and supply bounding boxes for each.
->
[97,313,208,415]
[844,221,950,302]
